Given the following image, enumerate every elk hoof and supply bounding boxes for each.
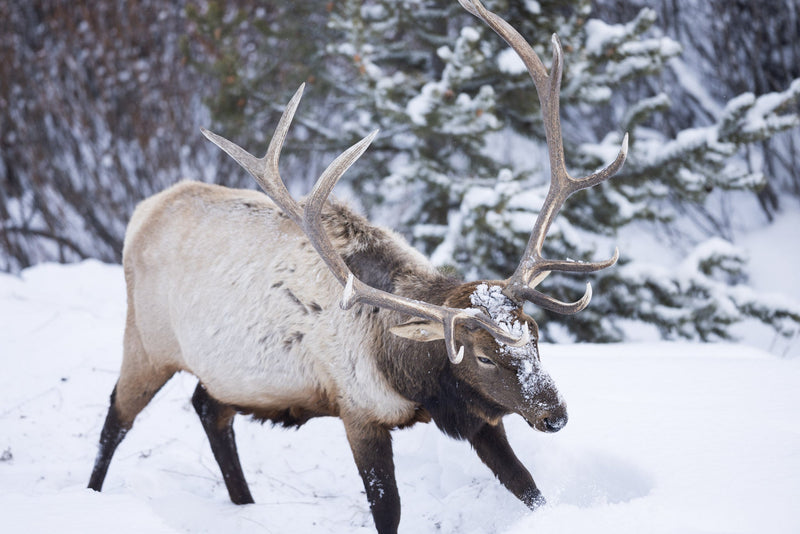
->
[524,488,547,509]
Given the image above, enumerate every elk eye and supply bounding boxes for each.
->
[477,356,496,367]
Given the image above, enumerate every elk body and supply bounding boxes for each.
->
[88,2,627,533]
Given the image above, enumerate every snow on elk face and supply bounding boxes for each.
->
[465,283,567,432]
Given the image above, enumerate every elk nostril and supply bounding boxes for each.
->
[543,414,567,432]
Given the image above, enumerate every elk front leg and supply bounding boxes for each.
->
[344,420,400,534]
[469,421,545,508]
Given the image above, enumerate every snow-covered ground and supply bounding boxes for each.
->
[1,259,798,534]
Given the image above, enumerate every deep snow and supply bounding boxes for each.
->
[1,260,799,533]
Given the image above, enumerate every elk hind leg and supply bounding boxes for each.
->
[191,382,254,504]
[88,321,176,492]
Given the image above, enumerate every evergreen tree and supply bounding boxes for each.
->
[325,0,800,343]
[551,16,800,342]
[329,1,504,251]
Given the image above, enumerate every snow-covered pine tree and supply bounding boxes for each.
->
[328,0,800,344]
[567,25,800,342]
[325,0,505,251]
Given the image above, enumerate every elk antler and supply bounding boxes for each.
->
[202,84,529,364]
[459,0,627,314]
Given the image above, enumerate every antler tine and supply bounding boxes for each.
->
[301,129,380,286]
[201,84,307,226]
[461,0,627,312]
[203,86,530,364]
[515,282,593,315]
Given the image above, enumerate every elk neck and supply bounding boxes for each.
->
[323,202,507,437]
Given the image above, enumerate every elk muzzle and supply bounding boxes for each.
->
[535,403,568,433]
[515,355,568,433]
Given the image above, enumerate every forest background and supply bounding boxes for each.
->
[2,0,799,349]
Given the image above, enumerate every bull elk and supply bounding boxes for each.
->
[88,1,627,532]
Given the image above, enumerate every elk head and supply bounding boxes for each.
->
[201,0,627,434]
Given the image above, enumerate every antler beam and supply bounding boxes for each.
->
[459,0,627,313]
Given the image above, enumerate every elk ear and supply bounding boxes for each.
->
[389,320,445,342]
